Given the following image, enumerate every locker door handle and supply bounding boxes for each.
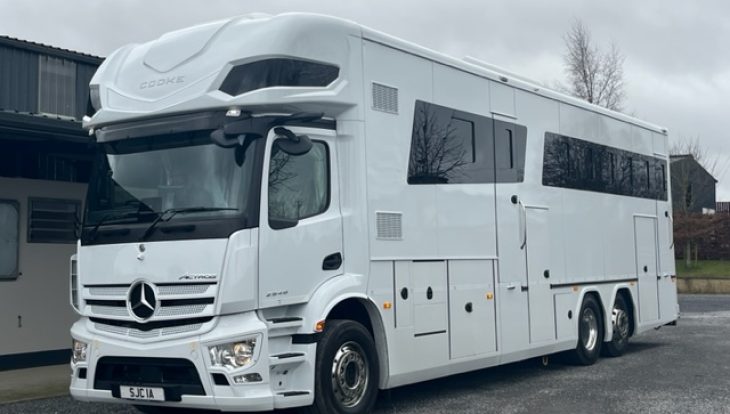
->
[400,287,409,300]
[426,287,433,300]
[464,302,473,313]
[507,283,517,290]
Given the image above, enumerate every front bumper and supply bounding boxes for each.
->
[70,311,314,412]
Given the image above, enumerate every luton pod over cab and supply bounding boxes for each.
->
[69,13,678,413]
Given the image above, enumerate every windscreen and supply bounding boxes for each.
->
[84,130,259,235]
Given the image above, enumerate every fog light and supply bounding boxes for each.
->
[209,337,257,370]
[233,373,262,384]
[72,340,88,364]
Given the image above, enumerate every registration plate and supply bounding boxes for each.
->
[119,385,165,401]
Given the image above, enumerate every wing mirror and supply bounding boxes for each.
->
[273,127,312,155]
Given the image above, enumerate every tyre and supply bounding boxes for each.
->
[570,295,604,365]
[603,294,631,357]
[306,319,379,414]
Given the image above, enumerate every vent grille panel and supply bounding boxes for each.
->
[376,212,403,240]
[372,83,398,114]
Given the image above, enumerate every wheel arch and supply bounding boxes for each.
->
[576,288,606,340]
[323,296,389,389]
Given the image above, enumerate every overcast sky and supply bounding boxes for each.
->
[2,0,729,199]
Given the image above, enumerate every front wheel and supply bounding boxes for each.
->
[307,320,379,414]
[603,294,631,357]
[570,295,604,365]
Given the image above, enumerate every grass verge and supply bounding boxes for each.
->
[676,260,730,278]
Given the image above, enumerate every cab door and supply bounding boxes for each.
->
[258,127,343,308]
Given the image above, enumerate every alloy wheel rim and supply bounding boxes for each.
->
[581,307,599,351]
[331,341,369,407]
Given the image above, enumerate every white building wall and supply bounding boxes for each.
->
[0,176,86,356]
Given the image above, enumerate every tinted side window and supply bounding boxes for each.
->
[268,141,329,224]
[542,132,668,200]
[495,120,527,183]
[220,58,339,96]
[0,200,19,279]
[408,100,526,184]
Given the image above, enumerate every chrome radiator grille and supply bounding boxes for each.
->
[82,282,217,338]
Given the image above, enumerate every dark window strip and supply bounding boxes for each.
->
[542,132,668,200]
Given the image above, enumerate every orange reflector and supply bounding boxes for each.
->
[486,292,494,300]
[383,301,393,309]
[315,320,326,333]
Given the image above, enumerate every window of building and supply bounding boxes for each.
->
[39,56,77,117]
[0,201,19,279]
[268,141,329,225]
[27,198,80,244]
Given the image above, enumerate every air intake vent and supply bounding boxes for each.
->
[376,212,403,240]
[372,83,398,114]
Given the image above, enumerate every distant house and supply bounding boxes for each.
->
[0,35,101,370]
[670,154,717,213]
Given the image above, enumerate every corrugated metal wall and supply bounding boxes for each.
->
[0,44,99,120]
[75,63,97,119]
[0,46,39,113]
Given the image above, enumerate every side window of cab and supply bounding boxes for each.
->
[268,140,329,229]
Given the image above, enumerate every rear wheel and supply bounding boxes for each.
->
[603,294,631,357]
[307,319,379,414]
[571,295,604,365]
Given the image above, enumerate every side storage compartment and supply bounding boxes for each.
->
[554,291,577,342]
[411,261,448,336]
[448,260,497,359]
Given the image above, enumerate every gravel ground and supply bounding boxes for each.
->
[2,294,728,414]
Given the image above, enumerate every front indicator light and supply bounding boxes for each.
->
[209,338,257,370]
[233,373,262,384]
[72,340,88,364]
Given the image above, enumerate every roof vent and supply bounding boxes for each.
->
[376,212,403,240]
[372,83,398,114]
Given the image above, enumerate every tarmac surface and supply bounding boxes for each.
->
[1,294,728,414]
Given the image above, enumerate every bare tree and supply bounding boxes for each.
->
[669,137,727,267]
[563,20,625,111]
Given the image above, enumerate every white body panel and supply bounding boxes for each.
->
[70,13,678,411]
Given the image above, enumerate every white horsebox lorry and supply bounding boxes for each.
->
[69,12,678,413]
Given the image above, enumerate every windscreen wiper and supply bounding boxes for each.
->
[140,207,238,240]
[86,211,141,241]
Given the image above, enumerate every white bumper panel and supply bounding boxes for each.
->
[70,312,315,412]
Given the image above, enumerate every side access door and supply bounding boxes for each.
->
[258,127,344,308]
[634,216,659,323]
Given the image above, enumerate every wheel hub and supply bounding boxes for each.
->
[331,341,369,407]
[612,308,629,340]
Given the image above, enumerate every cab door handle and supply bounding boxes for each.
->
[322,252,343,270]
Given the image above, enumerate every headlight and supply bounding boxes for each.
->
[208,338,257,370]
[72,340,88,364]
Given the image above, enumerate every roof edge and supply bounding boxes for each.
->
[0,35,104,65]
